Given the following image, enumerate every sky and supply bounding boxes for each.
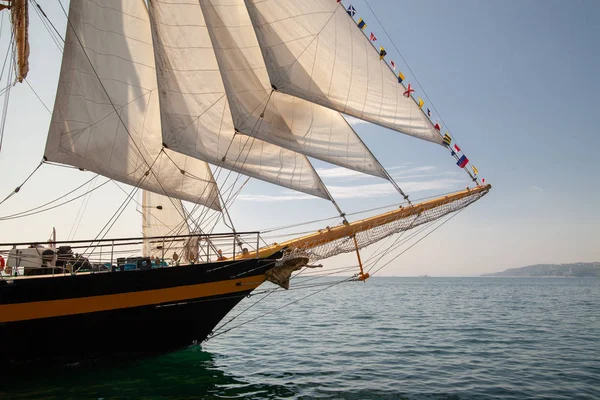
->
[0,0,598,276]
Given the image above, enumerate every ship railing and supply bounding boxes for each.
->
[0,231,261,279]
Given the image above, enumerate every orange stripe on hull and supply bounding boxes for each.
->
[0,275,265,323]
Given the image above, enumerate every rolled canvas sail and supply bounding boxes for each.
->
[198,0,388,179]
[142,190,190,257]
[148,0,329,200]
[44,0,221,210]
[245,0,444,145]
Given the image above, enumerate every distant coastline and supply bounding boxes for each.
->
[482,262,600,278]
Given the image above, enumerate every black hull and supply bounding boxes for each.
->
[0,256,278,365]
[2,291,251,365]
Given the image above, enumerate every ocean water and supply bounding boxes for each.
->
[1,277,599,399]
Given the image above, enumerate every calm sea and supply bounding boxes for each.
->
[2,277,599,399]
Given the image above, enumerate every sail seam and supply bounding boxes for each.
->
[165,94,227,145]
[280,8,338,84]
[69,45,156,71]
[344,11,354,114]
[85,0,148,23]
[326,9,338,101]
[62,67,151,92]
[77,22,153,47]
[61,0,220,219]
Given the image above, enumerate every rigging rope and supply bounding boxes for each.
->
[212,285,278,333]
[0,159,43,206]
[24,78,51,114]
[151,89,278,244]
[360,212,421,271]
[23,1,196,250]
[363,0,478,183]
[0,23,12,83]
[0,82,13,98]
[205,91,274,232]
[0,171,98,219]
[114,180,210,260]
[368,207,467,277]
[258,188,466,237]
[363,218,438,274]
[221,213,460,340]
[272,187,488,266]
[30,0,64,52]
[182,90,276,237]
[208,205,473,341]
[77,152,164,260]
[56,2,204,242]
[206,276,354,341]
[0,176,110,220]
[213,261,358,335]
[68,176,99,241]
[0,31,14,154]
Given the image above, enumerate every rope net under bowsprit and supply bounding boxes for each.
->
[277,187,489,267]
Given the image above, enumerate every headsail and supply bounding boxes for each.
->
[245,0,443,145]
[44,0,221,210]
[198,0,388,179]
[148,0,329,200]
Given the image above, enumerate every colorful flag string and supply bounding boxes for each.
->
[342,0,484,184]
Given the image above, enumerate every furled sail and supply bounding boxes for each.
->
[245,0,443,145]
[44,0,221,210]
[10,0,29,82]
[142,190,189,257]
[148,0,329,199]
[197,0,388,179]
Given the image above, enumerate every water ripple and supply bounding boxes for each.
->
[1,277,599,399]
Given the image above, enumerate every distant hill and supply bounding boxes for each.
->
[482,262,600,277]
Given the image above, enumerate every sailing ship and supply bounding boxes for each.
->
[0,0,490,365]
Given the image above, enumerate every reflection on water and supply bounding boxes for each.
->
[0,347,295,400]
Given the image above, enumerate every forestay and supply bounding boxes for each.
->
[199,0,388,179]
[45,0,221,210]
[148,0,329,200]
[245,0,444,145]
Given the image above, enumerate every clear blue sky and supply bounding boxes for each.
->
[0,0,598,276]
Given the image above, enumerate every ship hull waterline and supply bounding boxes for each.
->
[0,255,279,366]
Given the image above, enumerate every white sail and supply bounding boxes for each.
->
[142,190,189,257]
[148,0,329,199]
[245,0,443,145]
[44,0,221,210]
[198,0,387,179]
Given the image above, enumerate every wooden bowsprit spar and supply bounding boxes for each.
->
[238,184,491,287]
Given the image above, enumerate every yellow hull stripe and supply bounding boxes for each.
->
[0,275,265,323]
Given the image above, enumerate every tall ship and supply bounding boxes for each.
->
[0,0,490,365]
